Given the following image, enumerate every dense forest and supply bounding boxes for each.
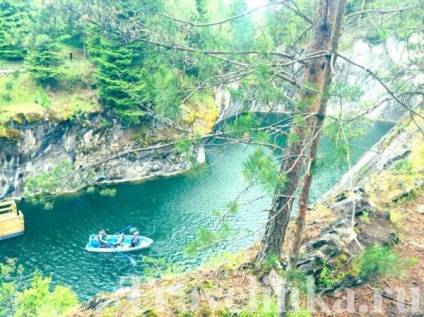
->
[0,0,423,315]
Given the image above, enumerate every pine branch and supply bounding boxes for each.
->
[345,2,424,19]
[159,1,289,27]
[337,53,424,123]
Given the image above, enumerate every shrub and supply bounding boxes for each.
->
[34,89,50,108]
[359,211,370,223]
[356,244,416,281]
[393,158,413,175]
[257,254,281,273]
[57,62,95,91]
[1,93,12,102]
[142,256,183,279]
[12,70,20,79]
[0,261,79,317]
[5,81,13,90]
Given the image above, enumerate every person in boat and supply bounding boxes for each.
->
[98,229,109,247]
[114,232,125,247]
[131,231,140,247]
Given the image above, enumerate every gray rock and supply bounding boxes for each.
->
[409,241,424,249]
[414,179,424,189]
[63,133,76,153]
[150,164,161,172]
[189,290,199,312]
[0,112,202,199]
[167,284,183,294]
[319,121,418,202]
[391,186,414,203]
[86,296,119,311]
[22,130,37,155]
[329,187,372,215]
[417,205,424,214]
[83,129,93,144]
[297,188,393,283]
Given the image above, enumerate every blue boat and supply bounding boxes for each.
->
[85,234,153,252]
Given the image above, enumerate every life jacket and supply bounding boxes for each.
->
[91,235,100,247]
[116,233,124,244]
[131,235,140,246]
[99,233,108,244]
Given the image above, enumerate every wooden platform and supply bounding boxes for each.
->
[0,200,24,241]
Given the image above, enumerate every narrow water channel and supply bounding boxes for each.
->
[0,121,393,300]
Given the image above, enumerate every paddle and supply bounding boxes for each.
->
[113,225,132,235]
[109,228,136,264]
[107,243,134,264]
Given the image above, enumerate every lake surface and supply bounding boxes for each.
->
[0,121,393,300]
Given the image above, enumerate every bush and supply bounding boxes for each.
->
[34,89,50,108]
[393,158,413,175]
[5,81,13,90]
[1,93,12,102]
[0,261,79,316]
[12,70,20,79]
[356,244,416,281]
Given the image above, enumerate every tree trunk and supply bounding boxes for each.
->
[83,34,87,59]
[257,0,339,261]
[289,0,348,269]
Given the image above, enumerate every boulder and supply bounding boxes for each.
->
[86,296,119,311]
[297,188,394,279]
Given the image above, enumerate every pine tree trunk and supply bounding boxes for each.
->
[83,35,87,59]
[257,0,339,262]
[289,0,348,269]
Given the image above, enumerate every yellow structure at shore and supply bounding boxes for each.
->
[0,200,24,241]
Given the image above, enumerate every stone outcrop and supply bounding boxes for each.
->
[296,115,423,285]
[319,118,423,203]
[329,36,422,121]
[0,113,201,199]
[297,188,395,279]
[216,37,421,124]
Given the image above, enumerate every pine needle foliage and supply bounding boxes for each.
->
[356,244,417,280]
[185,222,231,254]
[25,37,63,86]
[223,112,259,138]
[0,0,30,60]
[243,148,286,193]
[0,261,78,317]
[24,159,74,199]
[88,32,148,123]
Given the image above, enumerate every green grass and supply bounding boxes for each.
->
[0,60,99,126]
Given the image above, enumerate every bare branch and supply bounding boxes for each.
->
[159,1,289,27]
[345,2,424,19]
[337,53,424,123]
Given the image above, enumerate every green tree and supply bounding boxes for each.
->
[25,35,63,86]
[14,274,78,317]
[0,261,78,317]
[229,0,255,50]
[24,2,66,86]
[0,0,31,61]
[88,31,148,122]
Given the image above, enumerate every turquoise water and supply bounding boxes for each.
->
[0,121,393,300]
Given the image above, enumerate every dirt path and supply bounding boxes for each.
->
[0,65,25,76]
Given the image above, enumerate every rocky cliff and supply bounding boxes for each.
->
[0,113,203,200]
[296,115,423,280]
[217,37,422,124]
